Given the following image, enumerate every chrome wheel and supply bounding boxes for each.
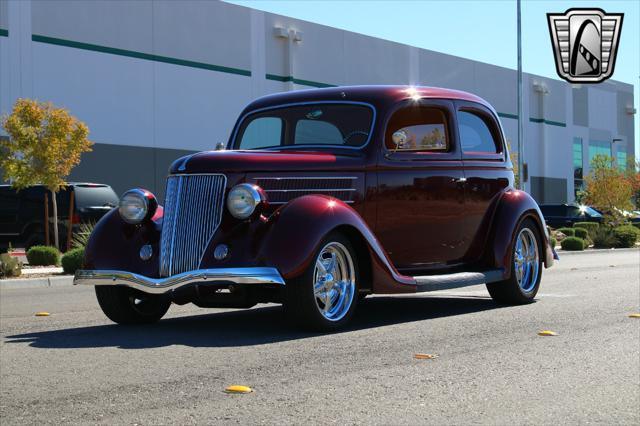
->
[514,228,540,292]
[313,241,356,322]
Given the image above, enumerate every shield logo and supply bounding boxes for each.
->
[547,8,623,83]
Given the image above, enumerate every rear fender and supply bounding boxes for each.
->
[258,195,416,293]
[488,190,554,278]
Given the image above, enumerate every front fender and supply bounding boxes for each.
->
[83,209,162,277]
[257,195,415,292]
[488,190,553,277]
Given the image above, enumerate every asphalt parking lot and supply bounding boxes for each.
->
[1,249,639,425]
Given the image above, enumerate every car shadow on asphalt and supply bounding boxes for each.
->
[6,295,503,349]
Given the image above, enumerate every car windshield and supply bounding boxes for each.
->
[582,206,602,217]
[235,103,374,150]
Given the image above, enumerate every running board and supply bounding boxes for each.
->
[414,269,504,292]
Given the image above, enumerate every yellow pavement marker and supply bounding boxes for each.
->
[538,330,558,336]
[628,313,640,318]
[34,312,50,317]
[225,385,253,394]
[414,353,439,360]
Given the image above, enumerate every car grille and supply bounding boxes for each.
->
[159,174,227,277]
[252,177,357,204]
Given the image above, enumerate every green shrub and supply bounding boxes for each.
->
[0,253,22,278]
[613,225,640,248]
[550,237,557,248]
[61,247,84,274]
[561,237,585,251]
[26,245,60,266]
[557,227,575,237]
[574,222,600,236]
[592,227,617,248]
[574,228,588,240]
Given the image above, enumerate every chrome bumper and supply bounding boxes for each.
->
[73,267,285,295]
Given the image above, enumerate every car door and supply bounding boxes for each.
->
[454,101,511,261]
[376,99,466,271]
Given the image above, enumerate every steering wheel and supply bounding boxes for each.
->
[343,131,369,145]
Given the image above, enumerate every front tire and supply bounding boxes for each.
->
[486,218,543,304]
[95,286,171,324]
[284,231,359,331]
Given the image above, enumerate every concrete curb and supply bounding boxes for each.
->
[0,275,74,290]
[556,247,639,256]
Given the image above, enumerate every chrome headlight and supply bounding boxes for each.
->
[227,184,262,219]
[119,189,156,224]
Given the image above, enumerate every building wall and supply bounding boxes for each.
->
[0,0,635,202]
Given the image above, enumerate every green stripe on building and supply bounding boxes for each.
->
[529,117,566,127]
[31,34,251,77]
[266,73,335,88]
[0,28,8,37]
[497,112,518,120]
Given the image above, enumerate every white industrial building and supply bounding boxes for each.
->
[0,0,636,202]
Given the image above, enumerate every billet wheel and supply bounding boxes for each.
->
[486,218,543,304]
[285,231,359,331]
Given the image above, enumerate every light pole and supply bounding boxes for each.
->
[517,0,524,190]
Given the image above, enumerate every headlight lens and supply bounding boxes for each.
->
[119,189,150,224]
[227,184,262,219]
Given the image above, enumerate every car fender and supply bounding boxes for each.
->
[257,194,416,292]
[488,189,554,278]
[83,209,162,277]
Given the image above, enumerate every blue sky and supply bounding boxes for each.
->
[226,0,639,154]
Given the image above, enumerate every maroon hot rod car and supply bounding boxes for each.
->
[75,86,555,330]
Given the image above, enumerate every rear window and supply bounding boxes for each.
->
[458,110,501,154]
[73,186,118,209]
[235,103,374,150]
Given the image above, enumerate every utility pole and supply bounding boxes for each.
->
[517,0,524,190]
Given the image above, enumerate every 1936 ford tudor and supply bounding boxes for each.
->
[75,86,555,330]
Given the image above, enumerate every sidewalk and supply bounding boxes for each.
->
[0,275,73,290]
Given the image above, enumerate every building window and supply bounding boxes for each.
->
[588,140,612,162]
[617,151,627,171]
[573,137,583,195]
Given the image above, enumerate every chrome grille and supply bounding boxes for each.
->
[159,174,227,277]
[253,176,357,204]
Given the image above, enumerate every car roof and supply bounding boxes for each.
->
[244,85,495,113]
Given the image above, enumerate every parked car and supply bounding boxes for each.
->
[0,183,118,250]
[76,86,555,330]
[539,204,603,229]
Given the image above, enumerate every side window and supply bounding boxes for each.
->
[239,117,282,149]
[386,107,449,152]
[295,120,343,145]
[457,110,501,154]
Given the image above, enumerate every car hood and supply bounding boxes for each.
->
[169,150,365,174]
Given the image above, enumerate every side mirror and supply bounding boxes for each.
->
[215,142,226,151]
[391,130,407,151]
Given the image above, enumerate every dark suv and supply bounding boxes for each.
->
[0,183,118,250]
[539,204,603,229]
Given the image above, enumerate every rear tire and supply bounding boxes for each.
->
[487,218,543,304]
[95,286,171,324]
[284,231,359,331]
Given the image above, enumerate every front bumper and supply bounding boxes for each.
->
[73,267,285,295]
